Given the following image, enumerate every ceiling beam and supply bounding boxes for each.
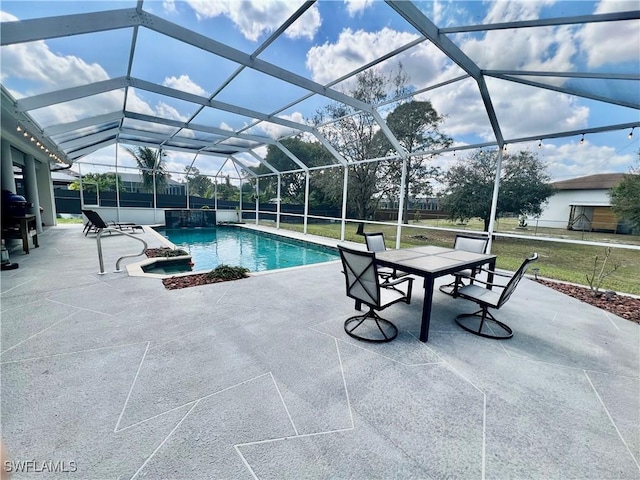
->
[44,111,125,136]
[58,127,120,151]
[439,10,640,34]
[16,78,128,112]
[488,74,640,110]
[0,8,140,46]
[387,0,504,146]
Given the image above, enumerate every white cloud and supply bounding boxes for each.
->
[483,0,554,24]
[163,75,207,97]
[0,29,110,93]
[542,140,636,181]
[156,102,190,122]
[461,24,576,72]
[421,3,591,144]
[577,0,640,67]
[184,0,321,41]
[250,112,307,139]
[344,0,374,17]
[307,28,439,86]
[162,0,177,15]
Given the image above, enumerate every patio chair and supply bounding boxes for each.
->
[82,209,143,236]
[363,232,409,283]
[454,253,538,339]
[338,245,413,343]
[439,234,489,296]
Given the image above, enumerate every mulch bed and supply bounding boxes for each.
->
[162,274,230,290]
[537,279,640,324]
[145,248,248,290]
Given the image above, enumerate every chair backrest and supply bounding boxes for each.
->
[364,232,387,253]
[497,253,539,308]
[82,209,109,229]
[338,245,382,307]
[454,234,489,254]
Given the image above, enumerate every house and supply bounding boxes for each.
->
[537,173,631,233]
[56,171,186,196]
[116,172,185,195]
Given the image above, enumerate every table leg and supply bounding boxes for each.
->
[20,219,29,254]
[419,275,435,342]
[486,258,496,289]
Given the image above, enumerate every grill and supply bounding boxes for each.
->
[2,189,30,220]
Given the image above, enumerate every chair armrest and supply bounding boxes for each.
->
[460,276,506,290]
[383,276,413,288]
[473,267,512,278]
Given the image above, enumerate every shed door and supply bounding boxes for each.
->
[591,207,617,232]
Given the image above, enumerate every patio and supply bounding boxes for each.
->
[1,224,639,479]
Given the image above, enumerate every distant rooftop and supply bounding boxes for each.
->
[551,173,628,190]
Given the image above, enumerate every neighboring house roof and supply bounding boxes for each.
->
[51,171,79,183]
[551,173,627,191]
[117,172,183,186]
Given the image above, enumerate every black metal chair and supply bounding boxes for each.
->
[338,245,413,343]
[454,253,538,339]
[363,232,409,283]
[439,234,489,296]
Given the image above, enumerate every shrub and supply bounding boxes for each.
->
[145,247,189,258]
[205,264,250,281]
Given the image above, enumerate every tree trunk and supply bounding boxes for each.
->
[483,217,491,232]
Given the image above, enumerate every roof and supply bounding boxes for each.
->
[551,173,627,190]
[1,1,638,179]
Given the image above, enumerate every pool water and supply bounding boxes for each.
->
[154,226,338,272]
[142,258,193,275]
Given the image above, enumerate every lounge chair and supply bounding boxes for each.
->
[453,253,538,339]
[338,245,413,343]
[82,209,143,236]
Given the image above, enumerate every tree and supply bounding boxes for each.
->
[610,155,640,231]
[215,175,238,201]
[69,172,119,192]
[440,149,555,231]
[373,100,452,223]
[125,146,168,193]
[313,65,410,219]
[184,166,213,197]
[250,137,333,205]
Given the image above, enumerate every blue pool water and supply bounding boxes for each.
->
[154,226,338,272]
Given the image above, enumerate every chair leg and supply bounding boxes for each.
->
[439,276,465,297]
[344,308,398,343]
[455,307,513,339]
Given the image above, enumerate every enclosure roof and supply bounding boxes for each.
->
[1,1,638,177]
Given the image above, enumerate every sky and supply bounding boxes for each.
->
[1,0,639,184]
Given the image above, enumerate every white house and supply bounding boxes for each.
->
[536,173,630,233]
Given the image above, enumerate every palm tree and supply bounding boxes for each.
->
[125,146,168,193]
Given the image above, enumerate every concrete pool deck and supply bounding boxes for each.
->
[1,224,639,479]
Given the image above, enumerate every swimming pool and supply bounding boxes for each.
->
[154,226,339,272]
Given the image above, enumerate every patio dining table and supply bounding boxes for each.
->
[375,245,497,342]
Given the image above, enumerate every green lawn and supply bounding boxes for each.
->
[56,217,84,224]
[259,219,640,296]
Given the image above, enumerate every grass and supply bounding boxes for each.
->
[56,216,84,224]
[258,219,640,296]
